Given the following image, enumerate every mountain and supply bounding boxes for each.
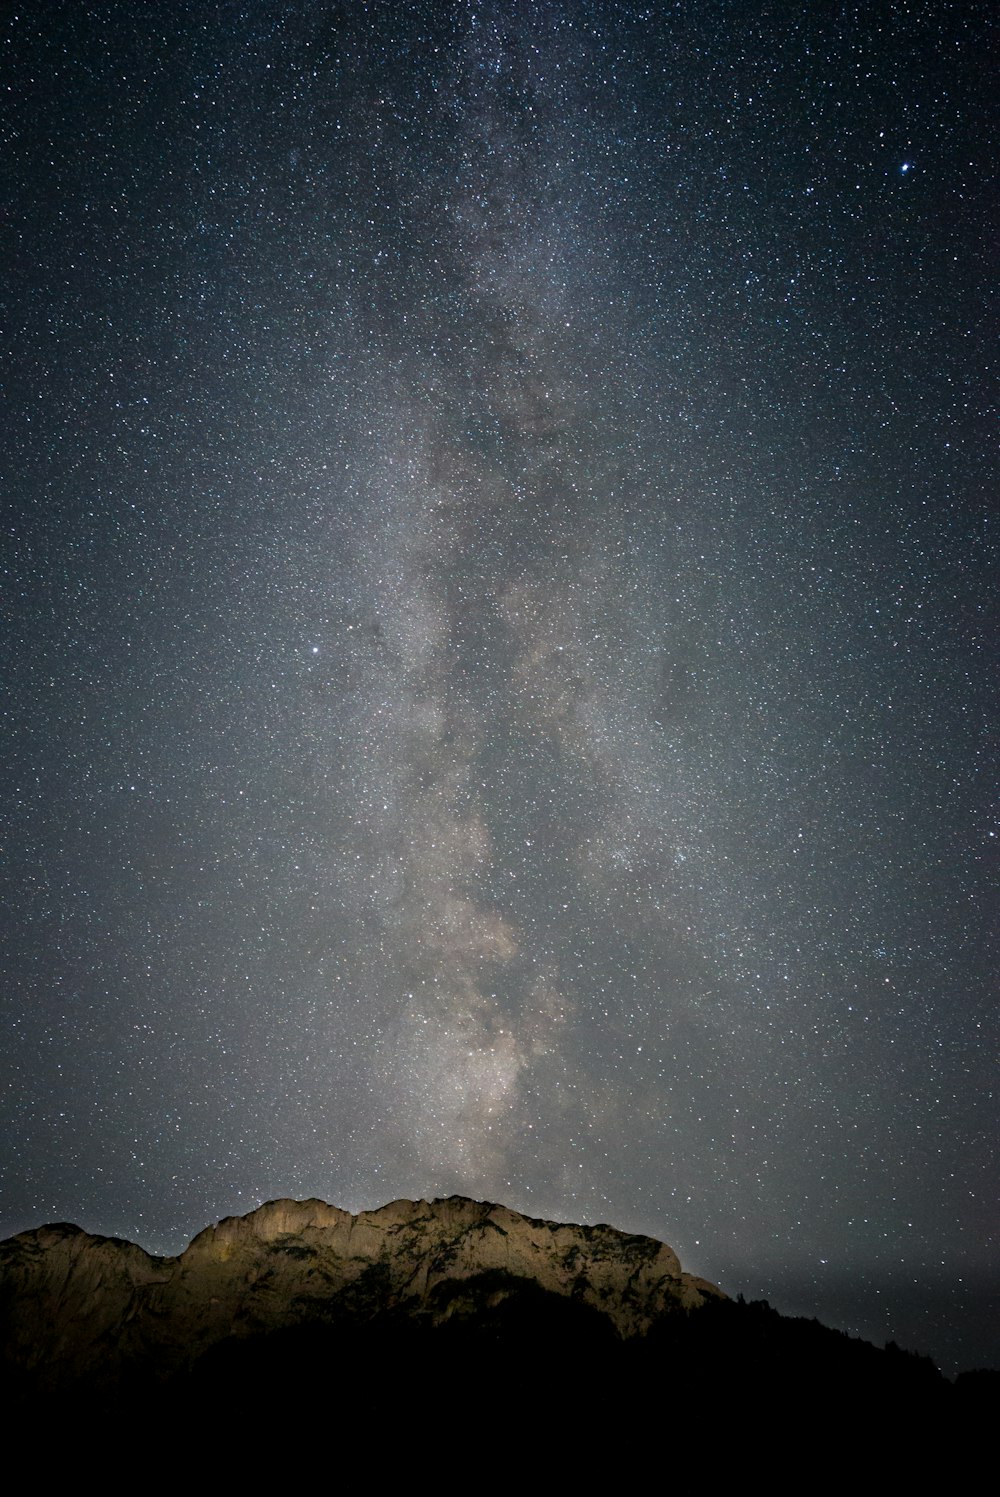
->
[0,1193,719,1392]
[2,1194,993,1470]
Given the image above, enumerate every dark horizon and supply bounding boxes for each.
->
[6,1191,997,1379]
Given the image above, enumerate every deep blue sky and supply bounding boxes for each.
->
[2,1,995,1375]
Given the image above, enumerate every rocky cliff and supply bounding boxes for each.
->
[0,1194,720,1393]
[4,1194,986,1471]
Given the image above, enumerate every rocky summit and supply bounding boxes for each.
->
[0,1194,720,1393]
[3,1193,988,1472]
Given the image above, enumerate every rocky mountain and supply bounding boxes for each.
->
[4,1191,995,1473]
[0,1194,720,1397]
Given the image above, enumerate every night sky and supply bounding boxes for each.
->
[3,2,996,1376]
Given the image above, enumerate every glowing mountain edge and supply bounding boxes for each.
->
[0,1193,721,1385]
[3,1191,991,1446]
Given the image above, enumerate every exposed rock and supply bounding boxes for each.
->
[0,1194,720,1392]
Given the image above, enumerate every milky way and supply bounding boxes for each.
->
[2,2,995,1375]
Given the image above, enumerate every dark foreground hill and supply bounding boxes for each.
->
[2,1195,994,1469]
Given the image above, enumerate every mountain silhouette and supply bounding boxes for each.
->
[2,1194,993,1472]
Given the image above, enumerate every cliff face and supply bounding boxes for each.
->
[0,1195,721,1390]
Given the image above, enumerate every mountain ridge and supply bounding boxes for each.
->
[0,1192,721,1392]
[4,1191,996,1469]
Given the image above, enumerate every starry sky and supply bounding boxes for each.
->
[2,2,996,1375]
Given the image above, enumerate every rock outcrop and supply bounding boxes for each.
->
[0,1194,721,1393]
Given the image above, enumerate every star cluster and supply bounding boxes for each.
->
[2,2,995,1374]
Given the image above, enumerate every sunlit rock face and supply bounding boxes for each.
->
[0,1195,721,1391]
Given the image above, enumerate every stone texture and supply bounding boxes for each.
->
[0,1194,723,1389]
